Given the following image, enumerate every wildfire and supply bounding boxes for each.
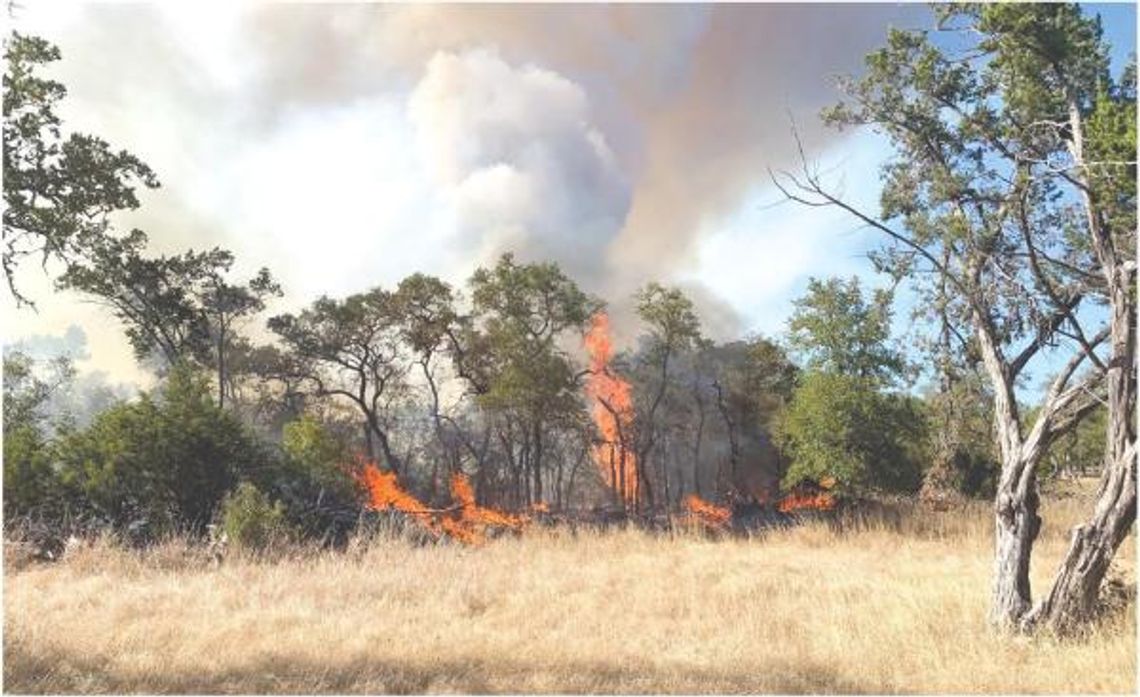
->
[353,460,441,535]
[584,313,638,506]
[353,462,527,545]
[683,494,732,530]
[777,491,837,513]
[447,472,526,544]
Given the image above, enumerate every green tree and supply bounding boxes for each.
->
[3,32,158,306]
[786,276,905,383]
[776,371,925,493]
[466,253,600,508]
[631,282,702,510]
[280,414,355,502]
[269,288,408,472]
[54,365,267,536]
[59,234,280,406]
[2,350,73,521]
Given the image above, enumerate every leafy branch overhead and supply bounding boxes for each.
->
[3,32,159,307]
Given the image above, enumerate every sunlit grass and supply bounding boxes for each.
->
[4,482,1134,694]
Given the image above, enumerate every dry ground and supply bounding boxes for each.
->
[4,484,1136,694]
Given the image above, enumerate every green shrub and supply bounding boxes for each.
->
[220,482,288,551]
[53,364,272,536]
[775,370,926,493]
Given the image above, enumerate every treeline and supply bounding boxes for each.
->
[0,24,1106,544]
[3,29,1003,546]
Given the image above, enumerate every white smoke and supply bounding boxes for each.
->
[407,49,631,289]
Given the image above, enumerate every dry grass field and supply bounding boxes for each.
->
[4,484,1136,694]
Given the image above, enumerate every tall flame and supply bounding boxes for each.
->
[584,313,638,507]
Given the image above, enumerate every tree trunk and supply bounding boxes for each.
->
[533,419,544,505]
[1025,453,1135,632]
[216,326,226,409]
[991,476,1041,627]
[1028,284,1137,633]
[693,397,706,497]
[363,422,375,460]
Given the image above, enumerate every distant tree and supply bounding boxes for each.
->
[1040,405,1107,481]
[786,276,906,384]
[391,273,467,482]
[630,282,702,510]
[921,371,1000,499]
[695,337,796,497]
[776,371,925,493]
[2,350,73,521]
[466,254,600,508]
[59,234,280,407]
[2,32,158,306]
[268,288,408,473]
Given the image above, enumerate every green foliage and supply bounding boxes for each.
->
[922,373,1000,498]
[787,277,905,384]
[219,482,288,552]
[2,351,75,520]
[635,283,702,358]
[59,234,280,378]
[776,371,925,493]
[281,415,355,499]
[3,32,158,307]
[469,253,600,417]
[53,364,268,535]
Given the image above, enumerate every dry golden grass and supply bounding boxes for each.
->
[4,484,1135,694]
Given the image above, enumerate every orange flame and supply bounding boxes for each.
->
[683,494,732,530]
[584,313,638,506]
[353,462,527,544]
[449,472,526,543]
[353,460,441,535]
[777,491,837,513]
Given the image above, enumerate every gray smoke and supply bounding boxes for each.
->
[10,3,930,366]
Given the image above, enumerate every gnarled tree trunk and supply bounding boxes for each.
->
[1027,281,1137,633]
[991,475,1041,626]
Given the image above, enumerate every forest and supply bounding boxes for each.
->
[2,4,1136,694]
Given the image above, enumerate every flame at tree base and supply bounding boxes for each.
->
[777,492,837,513]
[683,494,732,530]
[353,461,528,545]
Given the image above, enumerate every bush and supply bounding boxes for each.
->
[53,364,272,537]
[775,370,925,493]
[220,482,288,552]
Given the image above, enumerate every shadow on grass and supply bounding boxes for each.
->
[4,640,872,695]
